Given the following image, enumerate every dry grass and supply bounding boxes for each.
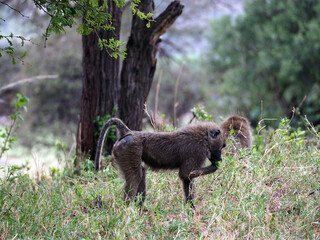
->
[0,119,319,239]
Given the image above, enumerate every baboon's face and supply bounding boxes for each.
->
[208,128,224,149]
[207,127,225,163]
[210,149,222,164]
[229,116,248,131]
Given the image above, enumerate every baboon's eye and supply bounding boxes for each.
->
[211,129,221,138]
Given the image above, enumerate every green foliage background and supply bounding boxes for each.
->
[206,0,320,125]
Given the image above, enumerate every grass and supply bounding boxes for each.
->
[0,119,319,239]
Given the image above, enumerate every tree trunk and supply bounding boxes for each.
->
[76,0,183,163]
[76,1,122,162]
[119,0,184,130]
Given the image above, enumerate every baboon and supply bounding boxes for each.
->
[220,115,253,149]
[95,118,225,208]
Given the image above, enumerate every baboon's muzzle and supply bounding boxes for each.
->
[210,150,222,163]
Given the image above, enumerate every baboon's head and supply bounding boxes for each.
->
[222,115,249,134]
[207,124,225,148]
[220,114,253,150]
[206,123,225,163]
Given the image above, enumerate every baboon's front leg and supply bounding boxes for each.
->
[189,164,218,179]
[182,178,195,209]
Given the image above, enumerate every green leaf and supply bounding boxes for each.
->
[21,51,28,59]
[17,115,24,122]
[6,38,13,46]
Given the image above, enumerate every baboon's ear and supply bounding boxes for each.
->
[210,129,221,138]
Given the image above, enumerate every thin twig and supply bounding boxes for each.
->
[173,63,184,127]
[0,1,30,18]
[297,95,307,109]
[144,103,156,131]
[44,18,52,48]
[33,1,53,17]
[304,115,320,144]
[154,69,162,115]
[93,29,113,57]
[1,35,37,45]
[188,114,196,124]
[0,118,16,159]
[257,118,277,135]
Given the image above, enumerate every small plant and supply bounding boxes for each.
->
[144,104,174,132]
[54,140,75,171]
[190,104,214,122]
[151,114,175,132]
[158,115,175,132]
[94,106,118,140]
[0,93,29,159]
[94,115,117,141]
[93,106,118,167]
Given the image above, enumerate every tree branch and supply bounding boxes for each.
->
[0,75,58,93]
[150,0,184,43]
[0,1,30,18]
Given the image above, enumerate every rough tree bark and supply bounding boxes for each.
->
[76,0,122,162]
[76,0,183,162]
[119,0,184,130]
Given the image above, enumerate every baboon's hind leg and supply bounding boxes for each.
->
[123,167,143,203]
[136,167,146,206]
[113,136,143,205]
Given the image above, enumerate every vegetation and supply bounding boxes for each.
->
[0,0,183,162]
[1,118,319,238]
[206,0,320,125]
[1,1,320,238]
[0,0,153,61]
[0,94,28,159]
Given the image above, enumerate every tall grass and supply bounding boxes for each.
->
[1,119,319,239]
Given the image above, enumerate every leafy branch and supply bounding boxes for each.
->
[0,94,29,159]
[31,0,154,59]
[1,0,154,60]
[190,105,214,123]
[0,34,35,65]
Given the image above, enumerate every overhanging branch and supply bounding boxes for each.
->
[0,1,30,18]
[150,1,184,43]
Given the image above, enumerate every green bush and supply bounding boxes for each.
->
[206,0,320,125]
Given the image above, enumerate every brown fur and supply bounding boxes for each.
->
[95,118,225,209]
[220,115,253,149]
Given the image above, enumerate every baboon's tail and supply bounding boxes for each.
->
[95,118,131,172]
